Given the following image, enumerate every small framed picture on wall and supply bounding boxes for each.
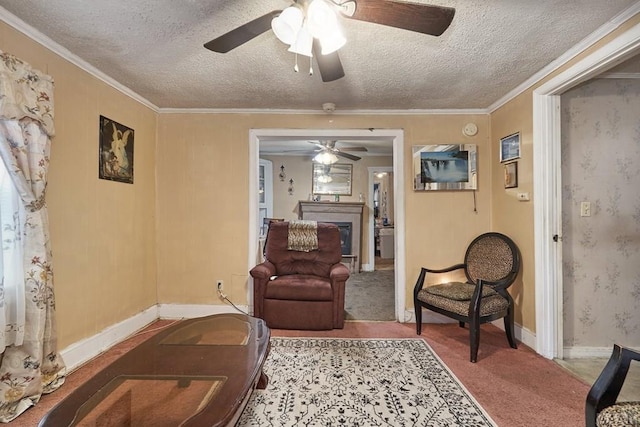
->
[504,162,518,189]
[99,116,134,184]
[500,132,520,163]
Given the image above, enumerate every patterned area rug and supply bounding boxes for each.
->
[237,338,496,426]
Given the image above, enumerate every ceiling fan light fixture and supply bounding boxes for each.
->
[307,0,339,39]
[271,6,303,45]
[287,24,313,57]
[313,151,339,165]
[320,30,346,55]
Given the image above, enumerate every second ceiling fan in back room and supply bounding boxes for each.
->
[204,0,455,82]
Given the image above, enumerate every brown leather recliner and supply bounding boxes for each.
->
[250,221,349,330]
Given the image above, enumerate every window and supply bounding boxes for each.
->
[0,158,25,350]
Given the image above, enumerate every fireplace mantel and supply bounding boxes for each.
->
[298,201,365,272]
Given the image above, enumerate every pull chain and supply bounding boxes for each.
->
[309,56,313,76]
[294,53,299,73]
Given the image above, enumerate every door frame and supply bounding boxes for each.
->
[533,22,640,359]
[248,128,406,321]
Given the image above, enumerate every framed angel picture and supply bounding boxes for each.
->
[99,115,134,184]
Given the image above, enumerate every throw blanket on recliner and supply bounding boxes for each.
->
[287,220,319,252]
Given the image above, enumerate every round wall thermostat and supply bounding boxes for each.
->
[463,123,478,136]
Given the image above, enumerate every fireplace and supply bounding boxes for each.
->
[297,201,364,272]
[332,222,352,256]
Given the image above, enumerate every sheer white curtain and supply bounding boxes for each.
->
[0,159,26,351]
[0,51,65,422]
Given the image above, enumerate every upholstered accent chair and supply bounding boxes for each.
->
[250,221,349,330]
[586,344,640,427]
[413,232,521,362]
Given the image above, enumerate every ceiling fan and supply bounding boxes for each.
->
[203,0,455,82]
[309,140,368,161]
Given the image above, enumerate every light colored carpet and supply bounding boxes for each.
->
[345,270,395,321]
[237,338,496,426]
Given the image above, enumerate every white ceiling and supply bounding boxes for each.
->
[1,0,638,113]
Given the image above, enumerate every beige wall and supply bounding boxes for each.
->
[490,94,535,329]
[1,22,158,349]
[156,113,492,312]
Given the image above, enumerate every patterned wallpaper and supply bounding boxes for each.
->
[561,78,640,349]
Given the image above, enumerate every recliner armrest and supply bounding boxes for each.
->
[329,263,350,282]
[250,261,276,280]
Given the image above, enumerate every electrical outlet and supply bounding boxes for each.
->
[580,201,591,217]
[216,280,223,291]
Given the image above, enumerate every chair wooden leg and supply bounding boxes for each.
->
[415,303,422,335]
[458,321,465,328]
[504,309,518,349]
[470,319,480,363]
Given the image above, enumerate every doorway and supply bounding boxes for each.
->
[533,22,640,359]
[248,128,406,322]
[368,166,394,272]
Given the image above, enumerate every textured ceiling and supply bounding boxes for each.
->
[0,1,638,111]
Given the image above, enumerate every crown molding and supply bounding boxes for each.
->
[598,72,640,79]
[0,7,488,116]
[488,1,640,113]
[3,3,639,117]
[157,107,489,115]
[0,6,159,112]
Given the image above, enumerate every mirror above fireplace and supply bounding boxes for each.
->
[312,163,352,196]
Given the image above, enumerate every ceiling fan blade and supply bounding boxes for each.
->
[339,146,368,152]
[335,151,361,161]
[313,40,345,82]
[204,11,281,53]
[343,0,455,37]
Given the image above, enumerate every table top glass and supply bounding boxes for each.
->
[73,375,226,426]
[160,315,252,346]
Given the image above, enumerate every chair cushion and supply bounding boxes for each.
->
[417,290,508,317]
[424,281,498,301]
[264,275,333,301]
[596,402,640,427]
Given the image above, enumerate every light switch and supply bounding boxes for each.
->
[580,201,591,217]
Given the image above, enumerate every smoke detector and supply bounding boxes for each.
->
[322,102,336,113]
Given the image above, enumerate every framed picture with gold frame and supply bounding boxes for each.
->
[504,162,518,189]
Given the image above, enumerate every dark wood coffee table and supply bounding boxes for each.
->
[39,313,270,426]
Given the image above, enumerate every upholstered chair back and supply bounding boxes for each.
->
[464,233,519,289]
[264,221,342,277]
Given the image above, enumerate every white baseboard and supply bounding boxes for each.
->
[59,304,246,372]
[405,308,537,352]
[157,303,248,319]
[563,346,614,359]
[361,263,374,272]
[60,306,158,372]
[404,309,456,324]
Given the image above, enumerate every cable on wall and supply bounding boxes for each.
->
[472,190,478,213]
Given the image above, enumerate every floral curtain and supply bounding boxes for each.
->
[0,51,65,422]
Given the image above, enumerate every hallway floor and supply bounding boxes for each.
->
[374,256,394,271]
[555,356,640,401]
